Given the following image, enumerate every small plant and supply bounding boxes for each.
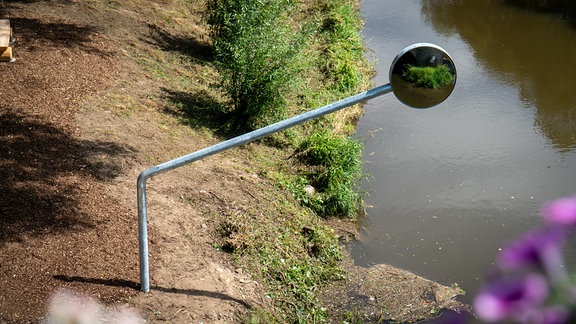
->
[294,131,364,218]
[403,64,454,89]
[217,200,344,322]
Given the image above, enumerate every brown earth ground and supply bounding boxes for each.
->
[0,0,469,322]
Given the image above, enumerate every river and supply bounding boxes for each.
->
[350,0,576,304]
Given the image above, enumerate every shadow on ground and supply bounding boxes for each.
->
[53,275,252,308]
[161,87,231,134]
[0,112,136,243]
[9,17,113,55]
[146,24,213,62]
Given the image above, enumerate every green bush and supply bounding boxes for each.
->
[205,0,303,131]
[295,131,364,218]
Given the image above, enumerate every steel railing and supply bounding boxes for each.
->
[137,83,393,292]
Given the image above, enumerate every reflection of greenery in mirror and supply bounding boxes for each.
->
[403,64,454,89]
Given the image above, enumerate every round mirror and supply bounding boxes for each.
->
[389,43,456,109]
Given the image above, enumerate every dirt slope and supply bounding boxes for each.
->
[0,1,468,322]
[0,0,264,321]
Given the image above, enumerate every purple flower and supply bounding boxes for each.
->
[519,306,570,324]
[541,196,576,226]
[421,309,474,324]
[497,226,565,272]
[474,274,549,322]
[423,309,474,324]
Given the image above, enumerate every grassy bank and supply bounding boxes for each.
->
[84,0,372,321]
[202,0,373,320]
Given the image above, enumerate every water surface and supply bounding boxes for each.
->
[351,0,576,302]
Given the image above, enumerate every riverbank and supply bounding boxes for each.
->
[0,0,468,322]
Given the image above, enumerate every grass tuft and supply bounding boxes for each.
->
[293,131,364,218]
[404,64,454,89]
[215,193,344,322]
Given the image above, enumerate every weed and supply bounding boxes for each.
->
[294,131,364,218]
[218,200,345,322]
[317,0,369,94]
[202,168,346,322]
[343,306,364,323]
[243,308,277,323]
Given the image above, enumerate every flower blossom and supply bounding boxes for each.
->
[541,195,576,226]
[473,274,549,322]
[46,288,144,324]
[497,226,565,272]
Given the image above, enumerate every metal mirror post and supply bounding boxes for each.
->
[136,43,457,292]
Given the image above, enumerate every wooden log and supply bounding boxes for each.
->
[1,47,12,62]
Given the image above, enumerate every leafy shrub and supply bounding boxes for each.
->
[205,0,303,131]
[295,131,364,218]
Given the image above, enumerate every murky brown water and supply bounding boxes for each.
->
[351,0,576,303]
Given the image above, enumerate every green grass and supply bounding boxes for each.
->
[319,0,368,94]
[404,64,454,89]
[279,0,371,219]
[216,195,344,322]
[106,0,374,321]
[293,131,364,218]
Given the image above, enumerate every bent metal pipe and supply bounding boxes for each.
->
[136,83,393,292]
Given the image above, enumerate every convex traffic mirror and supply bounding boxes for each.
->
[390,43,456,109]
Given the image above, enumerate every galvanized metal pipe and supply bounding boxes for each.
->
[137,83,392,292]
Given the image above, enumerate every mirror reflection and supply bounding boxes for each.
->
[389,43,456,109]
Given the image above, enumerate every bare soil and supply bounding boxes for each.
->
[0,1,468,322]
